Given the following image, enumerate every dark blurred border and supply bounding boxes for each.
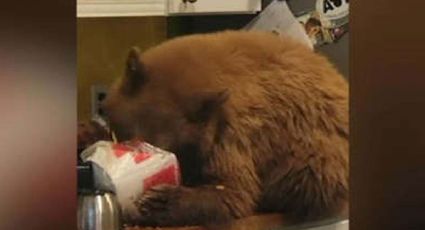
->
[350,1,425,230]
[0,1,76,229]
[0,0,425,230]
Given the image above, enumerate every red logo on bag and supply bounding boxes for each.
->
[143,164,179,191]
[112,143,133,158]
[133,152,151,164]
[112,143,152,163]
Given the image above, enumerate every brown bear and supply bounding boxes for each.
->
[103,31,348,227]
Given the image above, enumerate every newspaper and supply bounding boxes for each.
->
[245,0,349,49]
[296,0,349,47]
[244,0,314,49]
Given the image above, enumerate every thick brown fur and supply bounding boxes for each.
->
[103,31,348,227]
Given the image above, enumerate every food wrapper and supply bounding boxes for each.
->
[80,140,180,222]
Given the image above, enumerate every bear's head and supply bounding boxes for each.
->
[103,46,229,158]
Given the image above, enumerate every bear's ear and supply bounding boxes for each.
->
[186,90,229,122]
[121,46,146,96]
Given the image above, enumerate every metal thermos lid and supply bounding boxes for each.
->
[77,161,116,195]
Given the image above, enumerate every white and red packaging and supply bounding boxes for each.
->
[80,140,180,222]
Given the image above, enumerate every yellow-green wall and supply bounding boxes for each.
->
[77,17,167,121]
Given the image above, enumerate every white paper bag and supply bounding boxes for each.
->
[80,140,181,222]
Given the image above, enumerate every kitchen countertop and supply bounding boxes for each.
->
[124,213,287,230]
[124,213,348,230]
